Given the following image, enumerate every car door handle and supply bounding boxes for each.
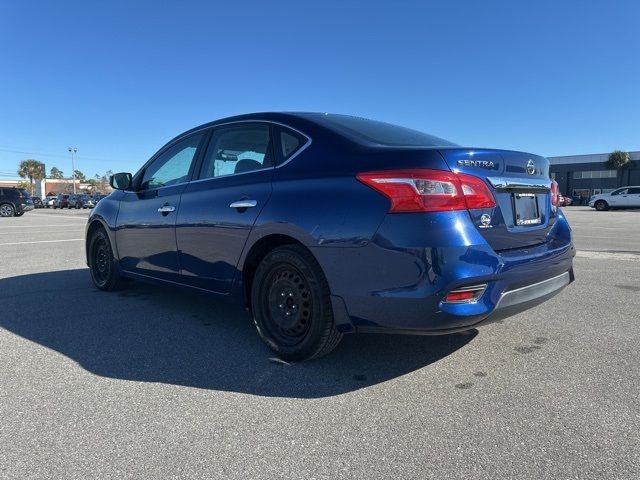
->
[157,205,176,213]
[229,200,257,209]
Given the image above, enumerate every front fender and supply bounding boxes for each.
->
[85,192,123,265]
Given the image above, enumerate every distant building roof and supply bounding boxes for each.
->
[549,151,640,165]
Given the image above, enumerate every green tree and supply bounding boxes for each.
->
[89,170,113,193]
[604,150,632,185]
[73,169,86,181]
[605,150,630,170]
[17,159,45,195]
[50,166,64,179]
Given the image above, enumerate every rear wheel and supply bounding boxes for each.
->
[595,200,608,211]
[251,245,342,361]
[88,228,126,291]
[0,203,15,217]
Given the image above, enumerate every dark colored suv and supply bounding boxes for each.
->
[0,188,35,217]
[68,194,84,209]
[55,194,70,209]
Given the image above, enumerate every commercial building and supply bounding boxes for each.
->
[0,178,95,197]
[549,151,640,202]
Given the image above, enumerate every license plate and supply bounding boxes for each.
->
[513,193,541,226]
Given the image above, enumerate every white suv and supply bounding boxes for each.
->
[589,186,640,211]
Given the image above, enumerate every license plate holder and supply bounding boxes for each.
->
[512,193,541,226]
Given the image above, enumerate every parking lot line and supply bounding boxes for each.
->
[0,225,86,228]
[0,238,84,246]
[28,213,88,220]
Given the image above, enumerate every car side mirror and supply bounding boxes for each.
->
[110,172,132,190]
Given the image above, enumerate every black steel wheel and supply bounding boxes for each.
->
[0,203,15,217]
[88,228,126,291]
[251,245,342,361]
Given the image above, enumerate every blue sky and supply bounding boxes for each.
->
[1,0,638,179]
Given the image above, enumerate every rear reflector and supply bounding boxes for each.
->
[357,169,495,213]
[443,284,487,303]
[550,179,560,206]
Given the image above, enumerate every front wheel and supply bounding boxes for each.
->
[88,228,126,291]
[595,200,608,211]
[251,245,342,361]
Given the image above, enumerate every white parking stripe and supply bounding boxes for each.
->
[0,238,84,246]
[27,213,88,220]
[576,250,640,261]
[0,225,86,228]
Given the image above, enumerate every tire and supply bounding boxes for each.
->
[595,200,608,211]
[0,203,15,217]
[88,228,127,291]
[250,245,342,361]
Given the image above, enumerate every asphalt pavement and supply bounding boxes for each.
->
[0,207,638,479]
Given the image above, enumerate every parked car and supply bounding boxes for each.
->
[45,195,57,208]
[0,187,35,217]
[32,197,44,208]
[81,195,96,209]
[558,194,572,207]
[67,194,85,209]
[54,194,70,209]
[86,113,575,360]
[589,186,640,211]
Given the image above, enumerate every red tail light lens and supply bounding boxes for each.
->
[550,179,560,206]
[356,169,495,213]
[443,284,487,303]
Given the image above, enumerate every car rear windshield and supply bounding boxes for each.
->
[304,113,458,147]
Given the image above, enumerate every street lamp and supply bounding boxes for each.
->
[68,147,78,194]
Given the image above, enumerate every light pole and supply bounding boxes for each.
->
[68,147,78,194]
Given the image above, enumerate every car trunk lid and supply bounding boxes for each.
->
[439,148,556,251]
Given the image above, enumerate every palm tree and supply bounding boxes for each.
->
[604,150,632,186]
[17,159,46,195]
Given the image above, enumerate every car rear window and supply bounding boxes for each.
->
[303,113,458,147]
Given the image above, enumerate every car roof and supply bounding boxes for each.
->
[167,112,455,151]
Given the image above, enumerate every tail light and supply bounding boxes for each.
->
[443,284,487,303]
[356,169,495,213]
[550,180,560,206]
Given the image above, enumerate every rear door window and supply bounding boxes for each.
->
[199,124,273,179]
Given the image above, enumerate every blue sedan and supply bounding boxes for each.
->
[86,113,575,360]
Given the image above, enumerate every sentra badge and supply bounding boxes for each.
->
[457,159,495,168]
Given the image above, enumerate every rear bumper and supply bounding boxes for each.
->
[313,210,575,334]
[357,269,573,335]
[18,203,34,213]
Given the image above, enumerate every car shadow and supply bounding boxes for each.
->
[0,269,476,398]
